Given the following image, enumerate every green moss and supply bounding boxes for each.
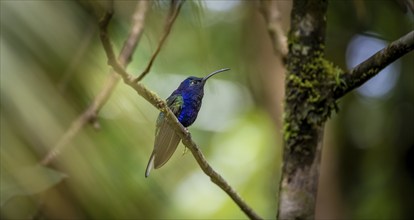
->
[283,122,292,141]
[282,40,343,169]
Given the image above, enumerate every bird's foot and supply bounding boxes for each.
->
[184,127,191,137]
[156,100,165,109]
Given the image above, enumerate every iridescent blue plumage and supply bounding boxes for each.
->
[145,68,230,177]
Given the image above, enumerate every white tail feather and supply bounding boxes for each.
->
[145,153,155,178]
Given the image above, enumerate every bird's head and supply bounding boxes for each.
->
[177,68,230,92]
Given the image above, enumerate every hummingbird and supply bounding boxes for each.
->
[145,68,230,177]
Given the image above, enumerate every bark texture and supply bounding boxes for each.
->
[278,0,336,219]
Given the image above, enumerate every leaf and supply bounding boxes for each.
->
[0,165,67,206]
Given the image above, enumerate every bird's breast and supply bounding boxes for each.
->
[178,94,203,127]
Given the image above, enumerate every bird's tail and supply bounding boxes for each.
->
[145,153,155,178]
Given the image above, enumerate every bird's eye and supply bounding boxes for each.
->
[190,80,199,85]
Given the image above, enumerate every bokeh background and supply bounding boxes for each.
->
[1,1,413,219]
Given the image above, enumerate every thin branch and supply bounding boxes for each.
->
[259,0,288,59]
[334,30,414,99]
[182,137,262,220]
[134,0,184,82]
[41,1,150,165]
[98,6,263,220]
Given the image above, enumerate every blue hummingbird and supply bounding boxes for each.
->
[145,68,230,177]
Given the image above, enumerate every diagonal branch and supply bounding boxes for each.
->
[41,1,149,165]
[334,30,414,100]
[134,0,184,82]
[99,5,263,220]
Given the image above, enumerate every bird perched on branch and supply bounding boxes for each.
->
[145,68,230,177]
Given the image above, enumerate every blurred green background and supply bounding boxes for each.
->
[1,1,413,219]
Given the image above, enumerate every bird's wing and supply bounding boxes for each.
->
[145,95,183,177]
[153,119,181,169]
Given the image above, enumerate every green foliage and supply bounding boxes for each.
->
[1,165,66,218]
[1,165,66,206]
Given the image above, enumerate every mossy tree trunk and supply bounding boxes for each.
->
[276,0,414,219]
[278,0,338,219]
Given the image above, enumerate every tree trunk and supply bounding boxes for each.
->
[278,0,336,219]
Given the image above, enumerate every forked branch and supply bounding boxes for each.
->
[98,4,263,220]
[134,0,184,82]
[41,1,149,165]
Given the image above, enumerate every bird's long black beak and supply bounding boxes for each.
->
[202,68,230,82]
